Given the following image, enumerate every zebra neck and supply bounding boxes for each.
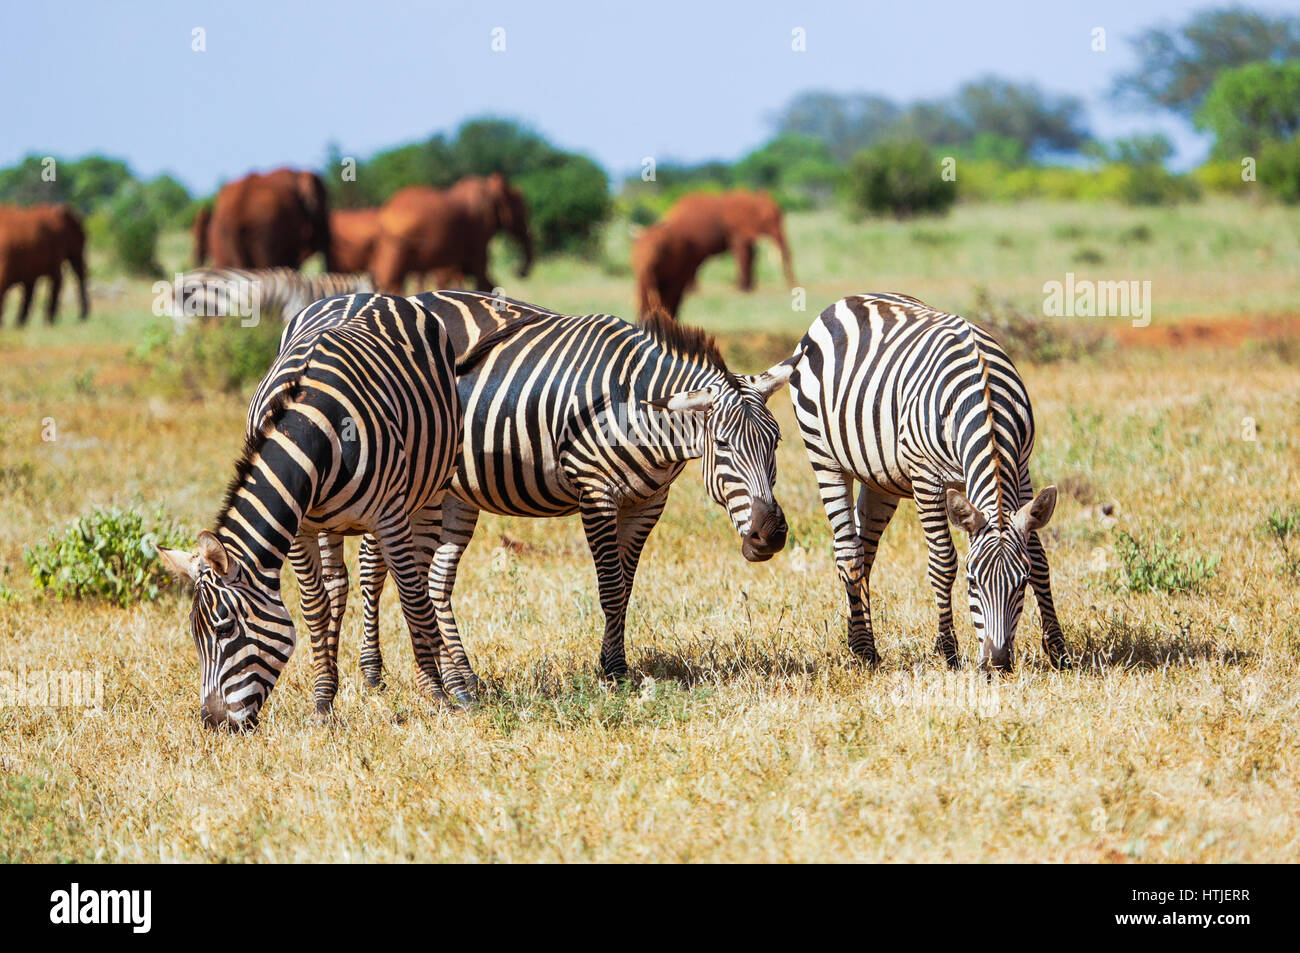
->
[946,394,1012,528]
[215,436,317,589]
[636,359,721,463]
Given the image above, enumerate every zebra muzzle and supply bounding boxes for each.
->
[742,500,788,562]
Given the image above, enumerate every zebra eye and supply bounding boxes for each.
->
[213,607,236,636]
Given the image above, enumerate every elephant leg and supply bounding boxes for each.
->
[370,235,407,294]
[45,270,63,324]
[16,281,34,327]
[732,238,756,291]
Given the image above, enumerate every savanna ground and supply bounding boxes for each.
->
[1,199,1298,862]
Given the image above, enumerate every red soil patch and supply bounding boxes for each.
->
[1110,314,1300,350]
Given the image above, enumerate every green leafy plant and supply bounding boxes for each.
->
[1262,507,1300,577]
[135,315,284,396]
[1107,531,1220,595]
[24,506,189,607]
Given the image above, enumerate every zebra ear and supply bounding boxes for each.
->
[745,362,794,401]
[648,387,717,413]
[157,546,200,582]
[945,489,988,535]
[196,530,232,578]
[1014,485,1057,535]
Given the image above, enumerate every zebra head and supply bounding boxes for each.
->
[651,364,793,562]
[159,531,296,730]
[945,486,1057,671]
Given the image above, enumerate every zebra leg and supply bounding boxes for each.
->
[287,533,340,717]
[372,512,462,706]
[915,480,961,668]
[1016,472,1068,668]
[579,491,635,680]
[318,531,349,683]
[815,468,878,664]
[428,497,482,695]
[1028,531,1069,668]
[854,485,899,661]
[358,535,388,688]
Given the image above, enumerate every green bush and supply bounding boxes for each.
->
[844,139,956,218]
[135,314,284,396]
[101,184,162,276]
[1262,507,1300,576]
[517,153,611,256]
[1107,532,1220,595]
[1259,137,1300,204]
[1118,164,1200,206]
[24,506,188,607]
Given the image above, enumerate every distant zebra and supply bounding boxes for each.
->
[292,290,792,684]
[168,267,372,331]
[777,293,1066,671]
[158,293,467,729]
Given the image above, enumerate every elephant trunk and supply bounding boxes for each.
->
[514,222,534,279]
[772,223,796,287]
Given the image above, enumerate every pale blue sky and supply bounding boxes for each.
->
[1,1,1289,193]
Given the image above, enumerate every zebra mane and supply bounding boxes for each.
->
[214,386,300,531]
[637,309,736,384]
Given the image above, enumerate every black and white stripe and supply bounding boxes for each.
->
[158,293,466,728]
[298,290,792,683]
[778,293,1066,671]
[169,267,373,331]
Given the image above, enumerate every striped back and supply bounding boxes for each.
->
[170,267,373,330]
[161,294,459,728]
[405,290,792,555]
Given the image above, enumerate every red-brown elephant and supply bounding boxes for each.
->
[0,203,88,325]
[330,208,381,274]
[196,168,334,271]
[370,173,534,293]
[633,190,796,319]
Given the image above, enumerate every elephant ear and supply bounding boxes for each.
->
[295,173,326,215]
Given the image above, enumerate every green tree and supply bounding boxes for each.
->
[1113,8,1300,115]
[733,134,839,194]
[517,153,610,255]
[1195,60,1300,157]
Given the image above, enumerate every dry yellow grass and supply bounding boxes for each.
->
[1,206,1299,862]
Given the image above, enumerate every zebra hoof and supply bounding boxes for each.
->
[362,673,386,692]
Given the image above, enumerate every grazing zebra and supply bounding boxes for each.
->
[296,290,792,684]
[168,267,372,331]
[157,293,467,729]
[776,293,1066,672]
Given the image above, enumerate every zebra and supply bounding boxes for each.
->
[774,293,1067,672]
[157,293,468,729]
[290,290,793,685]
[167,267,372,332]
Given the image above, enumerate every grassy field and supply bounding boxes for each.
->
[1,200,1298,862]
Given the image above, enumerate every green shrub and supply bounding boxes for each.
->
[844,139,956,218]
[1262,507,1300,577]
[102,184,162,276]
[135,314,284,396]
[24,506,188,607]
[1107,532,1220,595]
[1118,164,1199,206]
[1259,138,1300,204]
